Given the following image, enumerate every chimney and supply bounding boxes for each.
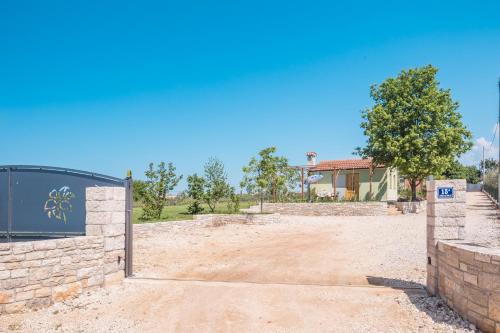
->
[306,152,317,166]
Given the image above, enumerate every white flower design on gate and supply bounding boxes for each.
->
[44,186,76,223]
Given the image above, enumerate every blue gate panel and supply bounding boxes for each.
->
[0,166,125,237]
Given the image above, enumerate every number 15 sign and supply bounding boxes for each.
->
[437,187,454,199]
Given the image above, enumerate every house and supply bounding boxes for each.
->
[306,152,398,202]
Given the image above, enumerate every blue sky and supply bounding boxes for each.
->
[1,1,500,191]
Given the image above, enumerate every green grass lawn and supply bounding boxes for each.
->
[133,201,257,224]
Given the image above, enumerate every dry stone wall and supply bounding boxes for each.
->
[427,179,500,332]
[244,202,387,216]
[0,187,126,314]
[134,214,281,238]
[434,241,500,333]
[194,213,280,226]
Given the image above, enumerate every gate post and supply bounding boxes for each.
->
[125,173,133,277]
[426,179,466,295]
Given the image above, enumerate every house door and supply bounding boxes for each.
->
[345,173,359,200]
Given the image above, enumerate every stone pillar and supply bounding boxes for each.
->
[85,187,126,286]
[426,179,466,295]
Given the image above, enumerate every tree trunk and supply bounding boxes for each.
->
[410,179,417,201]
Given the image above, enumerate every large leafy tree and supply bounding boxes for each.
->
[241,147,299,203]
[358,65,472,200]
[141,162,182,220]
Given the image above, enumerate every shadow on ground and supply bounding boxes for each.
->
[366,276,473,330]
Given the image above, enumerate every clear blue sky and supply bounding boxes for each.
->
[1,1,500,190]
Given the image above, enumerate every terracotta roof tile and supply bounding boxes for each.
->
[310,158,384,171]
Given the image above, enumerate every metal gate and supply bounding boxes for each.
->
[0,165,133,276]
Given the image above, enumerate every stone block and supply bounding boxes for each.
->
[56,238,75,249]
[0,290,14,304]
[86,224,103,236]
[475,252,491,263]
[427,216,465,227]
[104,235,125,252]
[29,266,52,281]
[11,268,29,278]
[86,187,107,201]
[103,223,125,237]
[478,272,500,290]
[464,272,478,286]
[468,301,488,316]
[86,211,112,225]
[33,240,57,251]
[25,251,46,261]
[35,287,52,298]
[0,270,10,280]
[5,301,26,314]
[12,243,34,254]
[15,290,34,301]
[111,211,126,224]
[427,202,466,218]
[52,282,82,302]
[112,187,126,200]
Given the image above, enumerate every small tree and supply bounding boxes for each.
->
[358,65,472,200]
[141,162,182,220]
[241,147,299,204]
[186,174,205,214]
[226,187,240,213]
[203,157,231,212]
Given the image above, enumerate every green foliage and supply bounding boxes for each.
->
[141,162,182,220]
[241,147,300,202]
[442,160,481,184]
[132,180,147,204]
[483,170,498,202]
[480,158,499,173]
[358,65,472,200]
[226,187,240,213]
[186,174,205,214]
[203,157,231,212]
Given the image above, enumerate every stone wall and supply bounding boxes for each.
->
[85,187,126,286]
[194,213,280,226]
[244,202,387,216]
[427,179,500,332]
[434,241,500,333]
[395,200,427,214]
[0,187,126,314]
[134,214,281,238]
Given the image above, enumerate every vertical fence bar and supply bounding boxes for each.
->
[124,174,133,277]
[7,167,12,242]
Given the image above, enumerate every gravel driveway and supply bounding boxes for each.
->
[0,192,497,332]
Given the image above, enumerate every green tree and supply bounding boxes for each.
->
[186,174,205,214]
[241,147,300,204]
[203,157,231,212]
[442,160,481,184]
[226,187,240,213]
[357,65,472,200]
[141,162,182,220]
[132,179,147,204]
[480,158,499,173]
